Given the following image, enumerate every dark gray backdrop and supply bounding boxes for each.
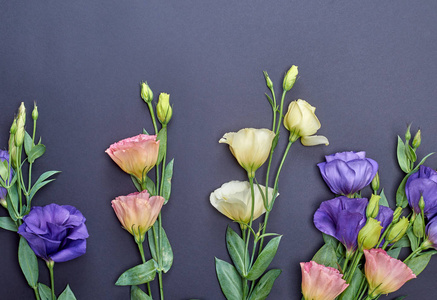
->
[1,1,437,299]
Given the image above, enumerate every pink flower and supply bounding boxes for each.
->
[106,134,160,181]
[301,261,348,300]
[111,190,164,242]
[364,249,416,297]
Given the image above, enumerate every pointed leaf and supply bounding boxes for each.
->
[379,189,389,207]
[38,283,52,300]
[156,127,167,166]
[387,247,402,259]
[340,268,364,299]
[18,237,38,288]
[406,251,436,276]
[131,285,153,300]
[147,222,173,273]
[115,260,156,286]
[28,144,46,164]
[322,233,339,249]
[131,175,143,192]
[0,216,18,231]
[311,244,338,269]
[249,269,281,300]
[247,236,281,281]
[144,176,156,196]
[24,131,34,156]
[143,128,149,135]
[215,258,243,300]
[58,285,77,300]
[393,296,407,300]
[407,227,418,251]
[397,136,409,173]
[162,159,174,204]
[226,226,248,277]
[29,171,60,200]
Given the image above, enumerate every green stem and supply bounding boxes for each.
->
[16,147,23,214]
[147,102,159,135]
[345,251,363,283]
[137,240,152,296]
[404,246,423,263]
[275,90,287,135]
[33,287,40,300]
[257,211,270,255]
[158,213,164,300]
[46,260,55,300]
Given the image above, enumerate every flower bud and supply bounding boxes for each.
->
[419,195,425,212]
[156,93,172,125]
[0,198,7,209]
[412,130,421,149]
[405,124,411,143]
[413,213,424,238]
[392,206,403,223]
[387,217,409,243]
[358,218,382,250]
[371,172,380,192]
[140,82,153,104]
[263,71,273,89]
[366,194,380,218]
[14,127,25,147]
[32,103,38,121]
[10,119,17,135]
[283,65,298,91]
[8,132,17,168]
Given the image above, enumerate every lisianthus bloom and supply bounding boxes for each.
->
[112,190,164,242]
[301,261,348,300]
[424,217,437,250]
[314,196,393,252]
[283,99,329,146]
[364,249,416,297]
[210,181,275,224]
[0,150,13,203]
[219,128,275,178]
[105,134,160,181]
[18,204,89,263]
[318,151,378,196]
[405,165,437,219]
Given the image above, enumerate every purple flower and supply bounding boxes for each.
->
[425,218,437,250]
[314,196,393,252]
[0,150,13,201]
[18,204,89,262]
[405,165,437,219]
[317,151,378,196]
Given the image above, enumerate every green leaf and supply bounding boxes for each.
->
[147,222,173,273]
[131,175,143,192]
[215,257,243,300]
[271,134,279,152]
[144,176,156,196]
[0,216,18,231]
[387,247,402,259]
[38,283,52,300]
[58,285,77,300]
[247,236,281,281]
[115,260,156,286]
[249,269,281,300]
[162,159,174,204]
[265,93,274,109]
[156,127,167,166]
[322,233,339,249]
[407,227,418,251]
[142,128,149,135]
[406,144,417,163]
[28,144,46,164]
[391,235,410,249]
[379,189,389,207]
[29,171,61,200]
[24,131,34,156]
[311,244,338,269]
[131,286,153,300]
[18,237,38,288]
[406,251,436,276]
[340,268,363,299]
[397,136,410,173]
[226,226,248,277]
[392,296,407,300]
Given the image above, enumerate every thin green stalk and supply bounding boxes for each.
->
[158,213,164,300]
[404,246,423,263]
[46,260,55,300]
[33,287,41,300]
[275,90,287,135]
[16,147,23,214]
[137,241,152,296]
[147,102,159,135]
[345,251,363,283]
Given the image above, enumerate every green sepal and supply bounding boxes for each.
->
[143,128,149,135]
[225,226,248,277]
[405,251,437,275]
[38,283,52,300]
[340,268,363,299]
[406,144,417,163]
[29,171,61,200]
[156,127,167,166]
[141,176,156,196]
[24,131,34,157]
[115,260,156,286]
[58,285,77,300]
[246,236,281,281]
[28,144,46,164]
[215,257,243,300]
[162,159,174,204]
[131,285,153,300]
[397,136,410,173]
[248,269,281,300]
[131,175,143,192]
[0,216,18,231]
[311,243,338,269]
[18,237,39,288]
[265,93,274,109]
[147,222,173,273]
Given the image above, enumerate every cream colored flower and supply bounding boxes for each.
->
[283,99,329,146]
[219,128,275,178]
[210,181,275,223]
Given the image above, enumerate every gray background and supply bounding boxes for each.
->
[1,1,437,299]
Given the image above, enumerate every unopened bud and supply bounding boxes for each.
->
[32,103,38,121]
[283,65,298,92]
[419,195,425,212]
[366,194,381,218]
[413,214,424,238]
[140,82,153,103]
[405,124,411,143]
[0,198,7,209]
[371,172,380,192]
[392,207,403,223]
[14,127,25,147]
[10,119,17,135]
[157,93,172,125]
[263,71,273,89]
[358,218,383,250]
[388,217,409,243]
[412,130,421,149]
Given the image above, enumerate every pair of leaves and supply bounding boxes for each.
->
[24,131,46,164]
[115,260,156,286]
[39,283,77,300]
[147,222,173,273]
[29,170,60,201]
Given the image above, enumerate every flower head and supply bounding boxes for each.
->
[106,134,160,181]
[301,261,348,300]
[405,165,437,219]
[219,128,275,178]
[210,181,274,224]
[318,151,378,196]
[424,217,437,250]
[112,190,164,242]
[283,100,329,146]
[156,93,172,125]
[364,249,416,297]
[18,204,89,263]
